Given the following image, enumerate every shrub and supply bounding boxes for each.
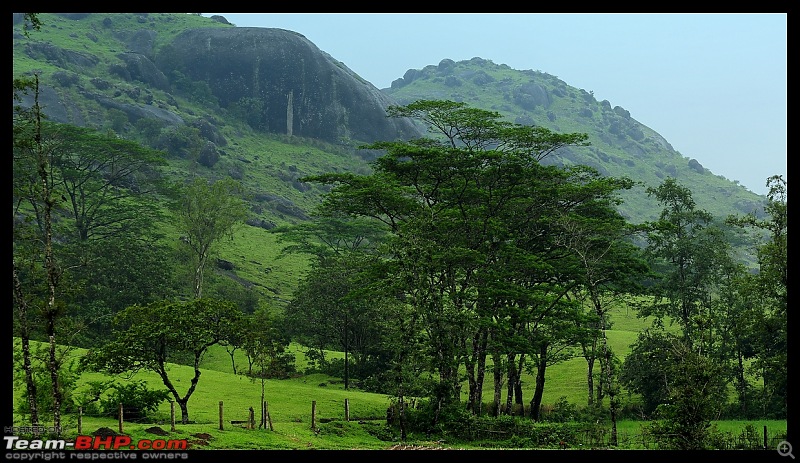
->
[13,345,80,417]
[541,396,578,423]
[98,380,170,422]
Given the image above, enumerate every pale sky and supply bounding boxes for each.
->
[203,13,787,197]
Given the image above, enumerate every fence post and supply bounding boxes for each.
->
[311,400,316,431]
[248,407,255,430]
[219,401,224,431]
[266,401,273,431]
[118,403,124,434]
[345,398,350,422]
[170,402,176,432]
[77,407,82,435]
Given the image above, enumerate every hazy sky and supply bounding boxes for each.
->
[203,13,787,197]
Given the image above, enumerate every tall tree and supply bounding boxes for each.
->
[551,189,649,442]
[303,99,638,416]
[82,298,243,424]
[644,337,728,450]
[174,177,248,298]
[726,175,787,416]
[641,178,732,350]
[13,72,66,433]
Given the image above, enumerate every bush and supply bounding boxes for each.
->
[14,345,80,417]
[98,380,170,422]
[541,396,578,423]
[398,401,589,448]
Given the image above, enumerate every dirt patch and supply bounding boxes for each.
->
[144,426,169,436]
[92,427,119,436]
[387,444,447,450]
[191,433,213,440]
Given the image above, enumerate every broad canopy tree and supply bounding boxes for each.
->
[81,298,243,424]
[302,99,640,416]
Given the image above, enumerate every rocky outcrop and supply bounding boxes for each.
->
[23,42,99,70]
[156,27,424,144]
[116,52,170,91]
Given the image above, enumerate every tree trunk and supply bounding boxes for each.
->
[465,335,478,414]
[344,312,349,390]
[736,346,747,417]
[514,354,525,415]
[529,344,547,421]
[586,357,595,407]
[178,399,189,424]
[227,346,237,375]
[472,330,488,415]
[47,334,62,432]
[260,378,266,429]
[492,351,503,417]
[36,75,62,433]
[13,264,40,431]
[602,339,618,446]
[505,352,516,415]
[194,254,207,299]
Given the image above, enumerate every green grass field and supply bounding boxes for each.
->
[12,335,787,450]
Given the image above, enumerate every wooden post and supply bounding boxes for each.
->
[118,403,124,434]
[311,400,316,430]
[266,401,273,431]
[170,402,176,432]
[248,407,255,430]
[345,398,350,422]
[77,407,82,435]
[219,401,224,430]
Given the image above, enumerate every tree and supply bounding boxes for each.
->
[551,192,650,442]
[42,122,167,242]
[620,328,679,416]
[641,178,733,351]
[81,298,243,424]
[13,71,66,433]
[239,308,295,429]
[726,175,787,417]
[710,259,760,417]
[285,253,387,390]
[174,177,248,298]
[303,99,639,417]
[644,338,727,449]
[20,122,176,347]
[67,236,178,347]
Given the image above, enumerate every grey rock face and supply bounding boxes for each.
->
[117,52,170,91]
[157,27,423,144]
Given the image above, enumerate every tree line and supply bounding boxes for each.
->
[275,100,786,446]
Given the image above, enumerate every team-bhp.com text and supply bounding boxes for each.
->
[5,435,189,460]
